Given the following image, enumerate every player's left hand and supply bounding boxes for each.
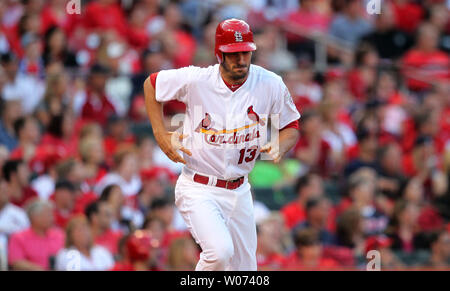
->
[260,142,281,164]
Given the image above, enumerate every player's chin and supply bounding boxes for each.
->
[231,69,248,79]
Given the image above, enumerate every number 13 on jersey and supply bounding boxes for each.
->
[237,145,258,164]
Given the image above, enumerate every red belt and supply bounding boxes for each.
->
[193,174,244,190]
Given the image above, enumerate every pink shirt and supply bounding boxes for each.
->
[8,227,65,270]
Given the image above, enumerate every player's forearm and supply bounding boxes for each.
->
[143,77,167,136]
[278,127,299,158]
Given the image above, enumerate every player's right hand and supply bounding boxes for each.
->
[155,131,192,164]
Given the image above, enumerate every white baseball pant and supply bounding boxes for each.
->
[174,168,257,271]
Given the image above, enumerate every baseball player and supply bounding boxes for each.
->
[143,19,300,271]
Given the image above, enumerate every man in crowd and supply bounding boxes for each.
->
[85,200,123,256]
[8,199,64,270]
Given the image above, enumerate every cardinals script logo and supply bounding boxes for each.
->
[195,107,266,147]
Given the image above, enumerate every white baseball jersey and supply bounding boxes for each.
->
[155,64,300,180]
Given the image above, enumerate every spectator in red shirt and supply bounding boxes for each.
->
[103,115,135,159]
[81,64,117,126]
[280,173,324,229]
[402,23,449,92]
[294,110,332,177]
[137,166,176,215]
[85,200,123,256]
[10,116,41,163]
[52,180,77,229]
[335,207,365,255]
[40,112,77,159]
[402,136,447,200]
[54,158,97,214]
[386,200,423,253]
[157,3,196,68]
[283,228,339,270]
[40,0,78,35]
[126,2,151,51]
[285,0,330,37]
[83,0,128,37]
[79,136,108,190]
[8,199,64,270]
[402,178,444,232]
[346,44,379,101]
[2,159,37,207]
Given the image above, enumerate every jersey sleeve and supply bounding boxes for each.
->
[271,80,301,130]
[154,67,193,104]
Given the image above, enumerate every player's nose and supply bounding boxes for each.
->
[237,52,246,64]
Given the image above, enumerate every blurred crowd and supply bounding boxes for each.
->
[0,0,449,271]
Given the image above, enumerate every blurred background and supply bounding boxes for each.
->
[0,0,449,271]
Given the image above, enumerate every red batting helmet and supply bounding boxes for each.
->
[215,18,257,63]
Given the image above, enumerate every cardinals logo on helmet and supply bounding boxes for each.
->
[234,31,243,42]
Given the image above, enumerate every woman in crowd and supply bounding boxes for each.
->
[55,215,114,271]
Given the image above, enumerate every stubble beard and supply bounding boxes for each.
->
[221,61,249,81]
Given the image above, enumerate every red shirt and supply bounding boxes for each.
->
[257,253,286,270]
[103,135,136,157]
[83,2,127,36]
[95,229,123,255]
[392,2,424,33]
[8,227,65,270]
[53,208,75,229]
[9,187,38,208]
[418,205,444,232]
[40,133,77,160]
[172,30,196,68]
[73,191,99,214]
[280,201,306,229]
[40,5,79,35]
[285,9,330,42]
[81,90,117,126]
[110,262,135,271]
[294,136,331,177]
[84,168,108,191]
[402,49,450,91]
